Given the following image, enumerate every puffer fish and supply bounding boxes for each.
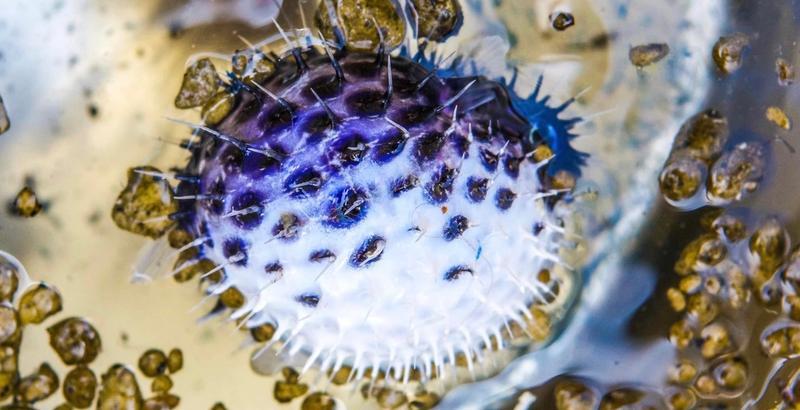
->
[113,10,585,386]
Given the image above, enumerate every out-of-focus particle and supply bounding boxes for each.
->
[667,361,698,385]
[47,317,102,365]
[674,234,727,276]
[111,166,178,239]
[687,293,719,326]
[549,12,575,31]
[762,325,800,357]
[777,58,795,86]
[554,380,597,410]
[174,58,219,109]
[210,403,227,410]
[172,255,216,284]
[231,50,250,76]
[97,365,143,410]
[143,393,180,409]
[219,287,245,309]
[666,288,686,312]
[712,33,749,74]
[524,306,551,342]
[668,389,696,410]
[766,106,791,130]
[749,217,789,278]
[0,304,18,345]
[659,155,706,202]
[711,357,747,391]
[250,323,275,343]
[694,374,716,396]
[407,0,462,41]
[0,95,9,135]
[408,392,440,410]
[166,348,183,374]
[628,43,670,68]
[598,388,644,410]
[376,387,407,409]
[274,376,308,403]
[669,319,694,349]
[673,110,729,161]
[54,404,74,410]
[11,187,43,218]
[63,366,97,409]
[706,143,765,204]
[201,92,235,126]
[0,261,19,303]
[151,375,173,394]
[19,283,63,325]
[711,214,746,242]
[301,392,336,410]
[678,275,702,294]
[15,362,59,404]
[243,54,276,88]
[700,323,730,359]
[328,366,350,385]
[0,345,20,401]
[315,0,406,50]
[138,349,168,378]
[167,229,194,249]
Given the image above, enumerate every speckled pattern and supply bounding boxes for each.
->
[174,46,579,378]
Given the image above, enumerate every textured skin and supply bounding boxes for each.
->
[175,47,575,378]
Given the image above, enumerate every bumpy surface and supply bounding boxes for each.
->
[174,46,580,378]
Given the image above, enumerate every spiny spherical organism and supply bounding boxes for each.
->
[114,33,585,383]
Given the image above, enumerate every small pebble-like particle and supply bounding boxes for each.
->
[250,323,275,343]
[210,403,227,410]
[111,166,178,239]
[0,95,9,135]
[315,0,406,50]
[15,362,59,404]
[96,365,143,410]
[659,155,706,202]
[0,304,18,346]
[550,12,575,31]
[712,33,749,74]
[273,379,309,403]
[174,58,219,109]
[63,366,98,409]
[201,91,235,126]
[138,349,168,377]
[599,388,645,409]
[408,392,440,410]
[407,0,462,41]
[19,282,63,325]
[48,317,102,365]
[11,187,43,218]
[0,345,20,400]
[151,375,173,394]
[0,261,19,303]
[629,43,670,68]
[673,109,729,162]
[301,392,336,410]
[706,143,765,204]
[376,387,408,409]
[143,393,180,409]
[554,380,597,409]
[766,106,791,130]
[167,348,183,374]
[777,58,795,86]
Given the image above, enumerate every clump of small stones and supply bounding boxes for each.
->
[629,43,670,68]
[0,253,207,409]
[664,211,800,407]
[659,109,766,207]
